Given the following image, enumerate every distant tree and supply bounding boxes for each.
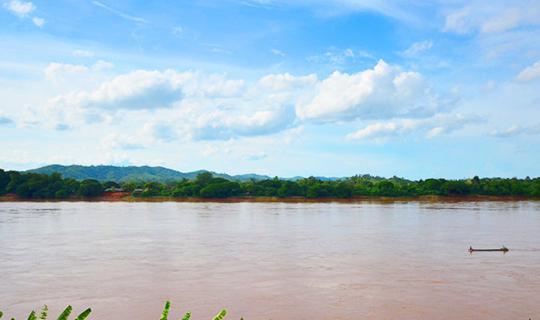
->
[373,181,397,197]
[199,181,242,198]
[277,181,303,197]
[78,179,103,197]
[195,172,213,186]
[334,182,353,198]
[103,181,121,189]
[0,169,9,195]
[141,181,163,197]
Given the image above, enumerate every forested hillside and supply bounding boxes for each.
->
[27,165,270,182]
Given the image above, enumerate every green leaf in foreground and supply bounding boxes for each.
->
[160,301,171,320]
[212,309,227,320]
[27,311,37,320]
[38,306,48,320]
[181,312,191,320]
[56,306,72,320]
[0,310,3,319]
[74,308,91,320]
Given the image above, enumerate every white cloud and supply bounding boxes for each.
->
[44,60,114,80]
[92,60,114,71]
[47,70,251,114]
[50,70,187,110]
[297,60,448,122]
[44,63,89,80]
[3,0,34,17]
[444,6,474,34]
[142,122,177,142]
[101,133,146,150]
[346,113,477,141]
[189,106,296,140]
[92,1,146,24]
[3,0,45,28]
[258,73,317,91]
[490,124,540,138]
[307,48,373,66]
[31,16,44,27]
[271,49,286,57]
[402,41,433,57]
[73,50,95,58]
[444,2,540,34]
[516,60,540,82]
[44,62,452,141]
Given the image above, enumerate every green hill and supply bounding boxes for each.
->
[26,165,271,182]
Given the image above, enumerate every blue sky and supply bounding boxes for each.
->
[1,0,540,178]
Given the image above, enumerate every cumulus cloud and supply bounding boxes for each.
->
[44,60,114,80]
[47,70,249,113]
[297,60,449,122]
[189,106,296,140]
[45,63,89,79]
[516,60,540,82]
[3,0,45,28]
[346,114,476,141]
[142,122,177,142]
[44,60,454,141]
[258,73,317,91]
[101,133,146,150]
[402,41,433,57]
[3,0,34,17]
[52,70,183,110]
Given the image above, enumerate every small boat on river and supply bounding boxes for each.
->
[469,246,509,253]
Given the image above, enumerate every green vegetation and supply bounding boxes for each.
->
[0,305,90,320]
[2,168,540,200]
[0,302,232,320]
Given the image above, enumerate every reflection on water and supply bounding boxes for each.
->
[1,201,540,319]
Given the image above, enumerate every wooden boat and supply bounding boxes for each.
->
[469,246,509,253]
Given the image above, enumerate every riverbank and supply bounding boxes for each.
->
[1,193,539,203]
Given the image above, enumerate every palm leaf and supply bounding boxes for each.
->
[212,309,227,320]
[74,308,91,320]
[181,312,191,320]
[56,306,72,320]
[160,301,171,320]
[27,311,36,320]
[38,306,48,320]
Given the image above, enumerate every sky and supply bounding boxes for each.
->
[1,0,540,179]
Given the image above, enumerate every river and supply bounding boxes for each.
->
[1,201,539,319]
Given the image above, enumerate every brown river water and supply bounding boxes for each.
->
[1,201,539,319]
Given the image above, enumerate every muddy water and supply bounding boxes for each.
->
[1,201,539,319]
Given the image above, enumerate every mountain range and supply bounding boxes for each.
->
[26,165,274,182]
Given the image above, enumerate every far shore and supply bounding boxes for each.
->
[1,193,539,203]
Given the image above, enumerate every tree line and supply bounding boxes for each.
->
[1,169,540,199]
